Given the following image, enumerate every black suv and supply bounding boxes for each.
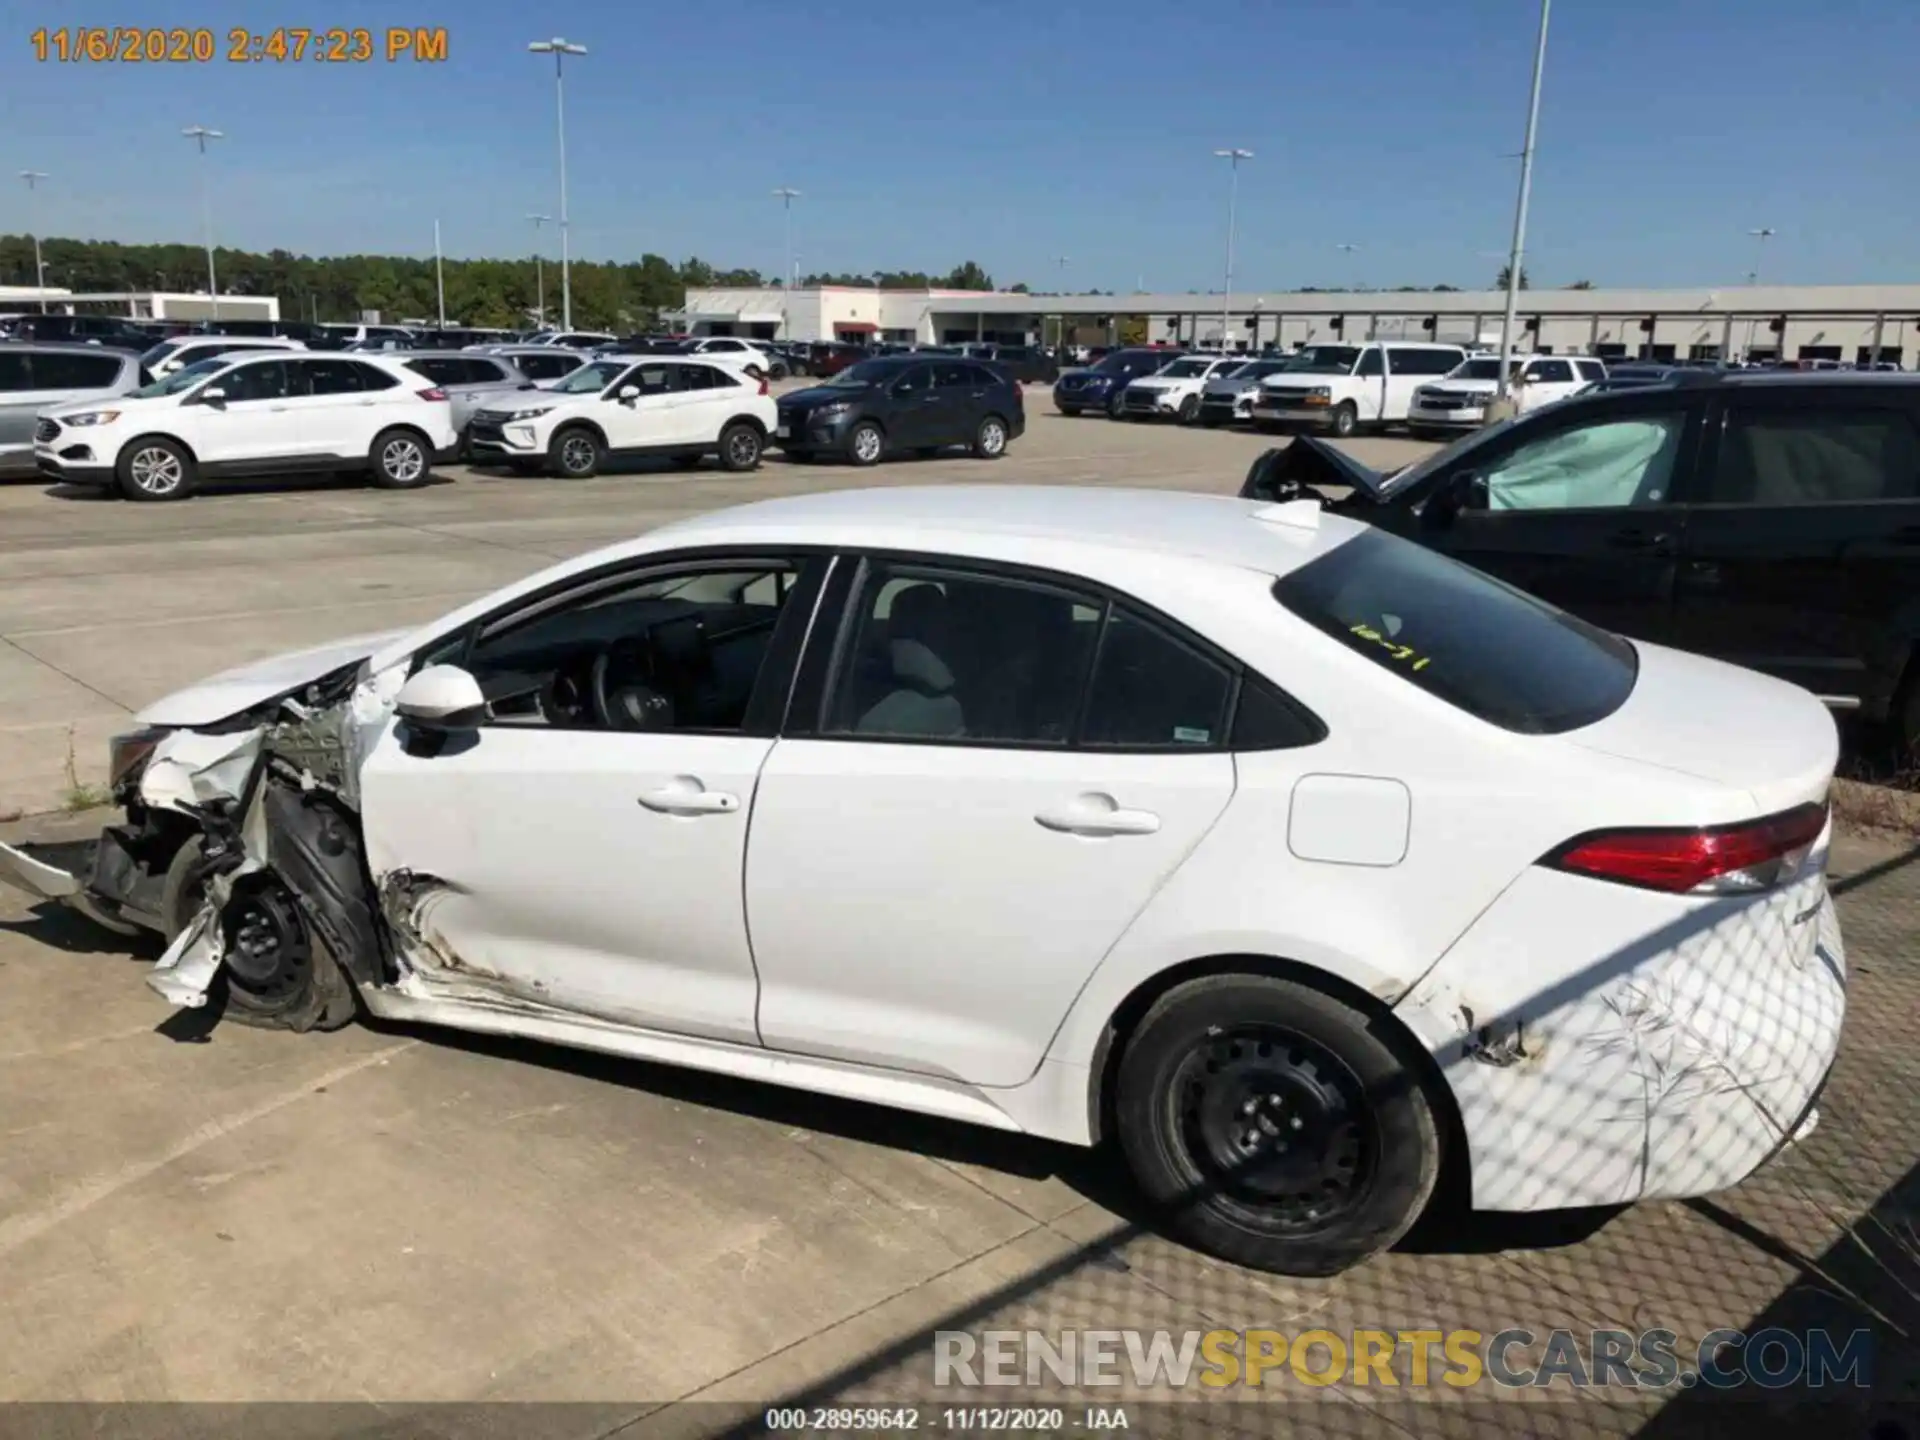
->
[775,355,1025,466]
[1243,371,1920,747]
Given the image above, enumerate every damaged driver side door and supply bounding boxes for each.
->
[355,552,828,1044]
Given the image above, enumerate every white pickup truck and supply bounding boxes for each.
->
[1249,342,1467,436]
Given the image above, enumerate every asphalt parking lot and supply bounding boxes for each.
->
[1,399,1916,1434]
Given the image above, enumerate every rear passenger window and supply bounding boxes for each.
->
[301,359,366,395]
[1707,407,1919,504]
[28,353,123,388]
[0,354,34,390]
[1081,609,1233,749]
[933,363,971,388]
[966,365,1001,387]
[354,362,400,391]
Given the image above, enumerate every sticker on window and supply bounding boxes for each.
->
[1350,620,1432,671]
[1173,726,1211,744]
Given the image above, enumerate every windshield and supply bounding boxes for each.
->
[550,359,627,394]
[130,357,230,398]
[1281,346,1361,375]
[1274,527,1637,735]
[1159,359,1211,379]
[140,340,185,367]
[1229,360,1288,382]
[1452,358,1519,381]
[824,360,897,388]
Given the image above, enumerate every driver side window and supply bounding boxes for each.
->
[1355,348,1384,377]
[446,560,803,733]
[1477,411,1687,511]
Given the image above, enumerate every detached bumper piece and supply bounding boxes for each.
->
[0,835,145,935]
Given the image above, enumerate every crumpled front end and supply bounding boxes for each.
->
[1394,854,1845,1212]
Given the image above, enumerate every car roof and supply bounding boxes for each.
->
[0,340,138,357]
[653,484,1366,576]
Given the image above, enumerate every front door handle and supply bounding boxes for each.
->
[1035,794,1162,837]
[638,778,740,815]
[1608,527,1674,554]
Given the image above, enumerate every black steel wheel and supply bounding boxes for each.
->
[1116,973,1440,1275]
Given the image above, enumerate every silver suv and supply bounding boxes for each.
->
[390,351,537,454]
[0,343,142,479]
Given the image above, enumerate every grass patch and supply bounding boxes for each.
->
[60,726,111,814]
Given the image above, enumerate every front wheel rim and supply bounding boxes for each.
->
[129,447,182,494]
[727,431,758,466]
[1170,1024,1377,1233]
[853,428,881,462]
[382,438,424,481]
[561,436,596,472]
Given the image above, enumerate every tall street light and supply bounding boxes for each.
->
[1213,148,1253,352]
[1337,242,1362,293]
[1745,226,1775,359]
[528,37,587,330]
[772,188,800,337]
[1495,0,1550,401]
[527,213,551,327]
[182,126,224,322]
[18,171,48,312]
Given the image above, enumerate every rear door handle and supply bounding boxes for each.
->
[1035,795,1162,837]
[638,778,740,816]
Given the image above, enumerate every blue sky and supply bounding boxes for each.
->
[8,0,1916,291]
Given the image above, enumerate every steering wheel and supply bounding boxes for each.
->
[590,639,674,731]
[542,662,591,726]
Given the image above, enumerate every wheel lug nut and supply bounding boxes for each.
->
[1290,1117,1304,1130]
[1240,1098,1257,1116]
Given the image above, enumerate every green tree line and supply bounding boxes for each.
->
[0,234,1014,330]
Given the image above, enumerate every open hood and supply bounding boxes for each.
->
[1240,437,1391,503]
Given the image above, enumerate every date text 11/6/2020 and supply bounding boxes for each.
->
[30,28,449,64]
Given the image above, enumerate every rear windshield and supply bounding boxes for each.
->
[1273,528,1637,734]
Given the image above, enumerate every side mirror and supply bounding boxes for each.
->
[394,664,488,732]
[617,384,641,404]
[199,387,227,407]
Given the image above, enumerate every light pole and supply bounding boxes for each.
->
[433,219,446,330]
[1337,242,1361,293]
[19,172,49,312]
[528,37,587,329]
[1495,0,1550,401]
[772,188,800,337]
[1213,148,1252,351]
[527,214,551,327]
[1744,227,1775,360]
[182,126,224,322]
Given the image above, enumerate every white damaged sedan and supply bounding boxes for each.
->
[0,485,1846,1275]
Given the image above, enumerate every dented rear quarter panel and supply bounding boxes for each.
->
[1392,839,1845,1211]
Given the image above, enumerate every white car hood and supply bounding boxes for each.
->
[138,627,414,728]
[1427,379,1497,396]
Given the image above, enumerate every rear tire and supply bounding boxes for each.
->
[1115,973,1440,1276]
[718,422,764,472]
[549,425,604,479]
[972,414,1009,459]
[369,428,433,489]
[116,437,196,502]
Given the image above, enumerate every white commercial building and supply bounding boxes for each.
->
[687,282,1920,368]
[0,285,279,323]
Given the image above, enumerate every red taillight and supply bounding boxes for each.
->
[758,375,770,396]
[417,387,448,402]
[1541,802,1828,895]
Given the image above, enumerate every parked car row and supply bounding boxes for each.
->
[1055,344,1613,437]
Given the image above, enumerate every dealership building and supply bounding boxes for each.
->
[683,282,1920,368]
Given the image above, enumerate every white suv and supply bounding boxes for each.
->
[1119,355,1244,422]
[34,352,457,502]
[1408,354,1607,435]
[465,354,776,478]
